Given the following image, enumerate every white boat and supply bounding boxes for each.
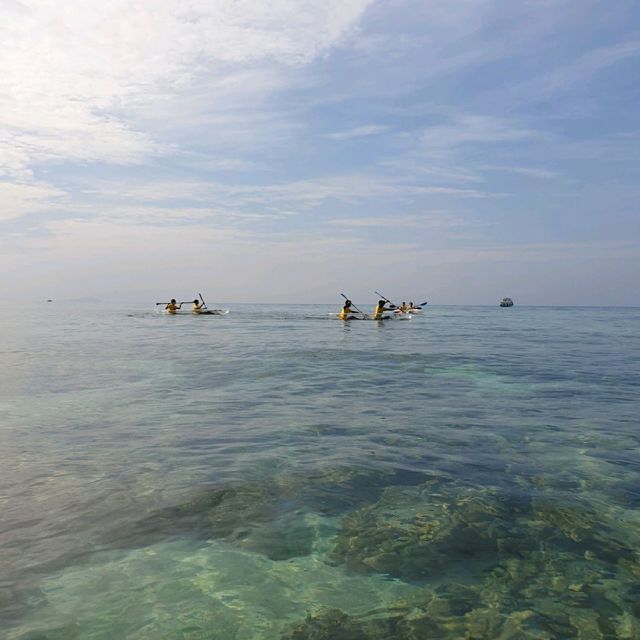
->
[500,298,514,307]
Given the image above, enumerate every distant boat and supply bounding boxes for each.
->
[500,297,514,307]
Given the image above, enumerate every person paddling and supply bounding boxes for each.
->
[165,299,182,314]
[338,299,357,320]
[192,299,204,314]
[373,299,395,320]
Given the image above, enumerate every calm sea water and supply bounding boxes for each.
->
[1,303,639,639]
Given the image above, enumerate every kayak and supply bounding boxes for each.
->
[164,309,229,315]
[329,313,412,321]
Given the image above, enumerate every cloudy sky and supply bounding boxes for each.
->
[1,0,639,304]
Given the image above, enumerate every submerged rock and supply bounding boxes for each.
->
[107,483,315,561]
[104,467,433,562]
[279,606,460,640]
[251,575,640,640]
[531,496,637,564]
[328,483,506,581]
[323,477,640,637]
[531,497,597,542]
[281,607,382,640]
[281,600,565,640]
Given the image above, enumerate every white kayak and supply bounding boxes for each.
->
[164,309,229,315]
[329,313,412,321]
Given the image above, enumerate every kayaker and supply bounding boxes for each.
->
[192,299,203,314]
[373,299,395,320]
[338,300,357,320]
[165,299,182,314]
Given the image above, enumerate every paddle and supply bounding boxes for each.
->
[198,293,208,310]
[374,291,397,309]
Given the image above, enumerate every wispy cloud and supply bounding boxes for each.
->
[420,115,538,150]
[326,212,479,230]
[0,1,375,177]
[0,181,67,221]
[481,165,561,180]
[325,125,389,139]
[72,174,497,223]
[507,41,640,104]
[417,240,640,264]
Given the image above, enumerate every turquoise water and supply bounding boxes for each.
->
[1,304,639,639]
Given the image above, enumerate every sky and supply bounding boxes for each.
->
[1,0,639,305]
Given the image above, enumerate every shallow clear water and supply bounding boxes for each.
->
[1,303,639,639]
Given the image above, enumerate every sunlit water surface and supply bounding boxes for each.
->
[1,303,639,639]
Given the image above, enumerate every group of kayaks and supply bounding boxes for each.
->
[331,292,427,321]
[156,291,427,320]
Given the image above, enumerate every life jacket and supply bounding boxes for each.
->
[338,305,352,319]
[373,304,386,319]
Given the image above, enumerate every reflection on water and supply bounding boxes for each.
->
[1,304,639,639]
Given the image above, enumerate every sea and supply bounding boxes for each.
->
[1,303,639,639]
